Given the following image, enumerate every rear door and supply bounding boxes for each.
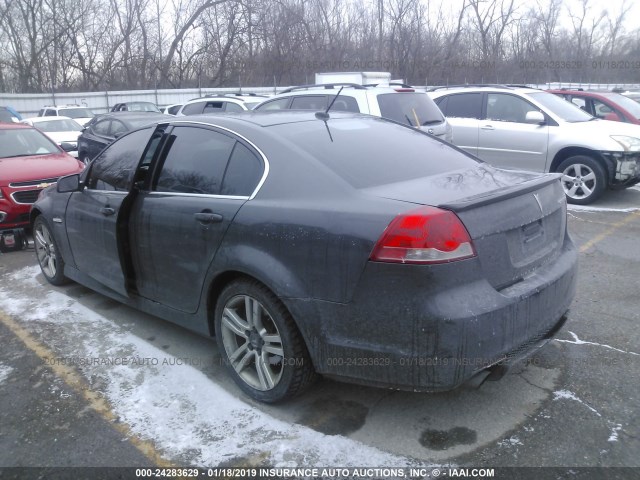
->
[434,92,483,154]
[65,127,156,296]
[130,125,265,313]
[477,93,549,171]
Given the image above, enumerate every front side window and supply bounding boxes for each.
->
[109,120,128,137]
[202,102,224,113]
[92,119,111,136]
[86,127,154,191]
[290,96,327,110]
[254,98,290,111]
[486,94,538,123]
[155,127,235,195]
[224,102,244,113]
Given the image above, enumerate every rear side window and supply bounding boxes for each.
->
[438,93,483,119]
[155,127,235,195]
[274,118,477,189]
[377,93,444,126]
[220,142,263,196]
[181,102,205,115]
[203,101,224,113]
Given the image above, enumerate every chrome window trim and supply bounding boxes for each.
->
[147,191,249,200]
[169,120,270,200]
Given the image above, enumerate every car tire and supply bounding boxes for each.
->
[214,279,317,403]
[33,216,70,286]
[557,155,607,205]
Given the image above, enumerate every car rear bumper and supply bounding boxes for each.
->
[285,235,578,392]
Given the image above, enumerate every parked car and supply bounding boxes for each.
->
[428,85,640,204]
[175,95,266,116]
[21,116,84,157]
[0,106,21,123]
[620,90,640,104]
[32,111,577,403]
[111,101,162,113]
[0,123,84,231]
[548,89,640,124]
[38,105,95,126]
[253,83,453,142]
[77,111,170,164]
[161,103,183,115]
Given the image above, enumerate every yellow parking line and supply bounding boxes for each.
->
[578,210,640,253]
[0,310,174,469]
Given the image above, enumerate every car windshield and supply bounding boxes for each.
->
[377,92,444,126]
[528,92,594,122]
[60,108,94,118]
[34,118,83,132]
[600,93,640,119]
[0,128,60,158]
[244,101,262,110]
[274,117,476,188]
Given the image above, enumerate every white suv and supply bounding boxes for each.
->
[253,83,452,143]
[429,85,640,204]
[176,94,269,116]
[38,105,95,126]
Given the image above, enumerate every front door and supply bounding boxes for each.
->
[65,127,156,296]
[477,93,549,172]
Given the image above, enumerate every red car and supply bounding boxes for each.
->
[0,123,84,231]
[548,89,640,124]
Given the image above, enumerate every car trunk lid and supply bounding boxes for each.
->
[362,165,567,289]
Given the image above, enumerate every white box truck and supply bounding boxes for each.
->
[314,72,392,85]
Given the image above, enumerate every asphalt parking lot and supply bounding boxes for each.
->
[0,187,639,478]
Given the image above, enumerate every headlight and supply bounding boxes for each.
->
[611,135,640,152]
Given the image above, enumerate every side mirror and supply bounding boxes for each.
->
[525,111,545,125]
[57,174,81,193]
[60,142,77,152]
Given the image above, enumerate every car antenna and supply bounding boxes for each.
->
[315,86,344,120]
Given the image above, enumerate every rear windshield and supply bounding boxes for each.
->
[273,117,477,188]
[377,92,444,126]
[0,109,17,123]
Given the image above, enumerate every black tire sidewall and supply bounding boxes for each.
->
[214,280,306,403]
[558,155,607,205]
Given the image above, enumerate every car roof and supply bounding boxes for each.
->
[97,112,170,122]
[172,110,369,129]
[547,89,623,98]
[428,85,542,96]
[184,96,246,104]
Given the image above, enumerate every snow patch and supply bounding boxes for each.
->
[555,331,640,356]
[608,425,623,442]
[498,436,523,447]
[0,363,13,384]
[553,390,602,417]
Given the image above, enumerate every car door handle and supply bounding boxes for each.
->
[481,125,495,130]
[100,207,115,216]
[194,212,223,224]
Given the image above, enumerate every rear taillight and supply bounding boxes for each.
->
[370,206,476,264]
